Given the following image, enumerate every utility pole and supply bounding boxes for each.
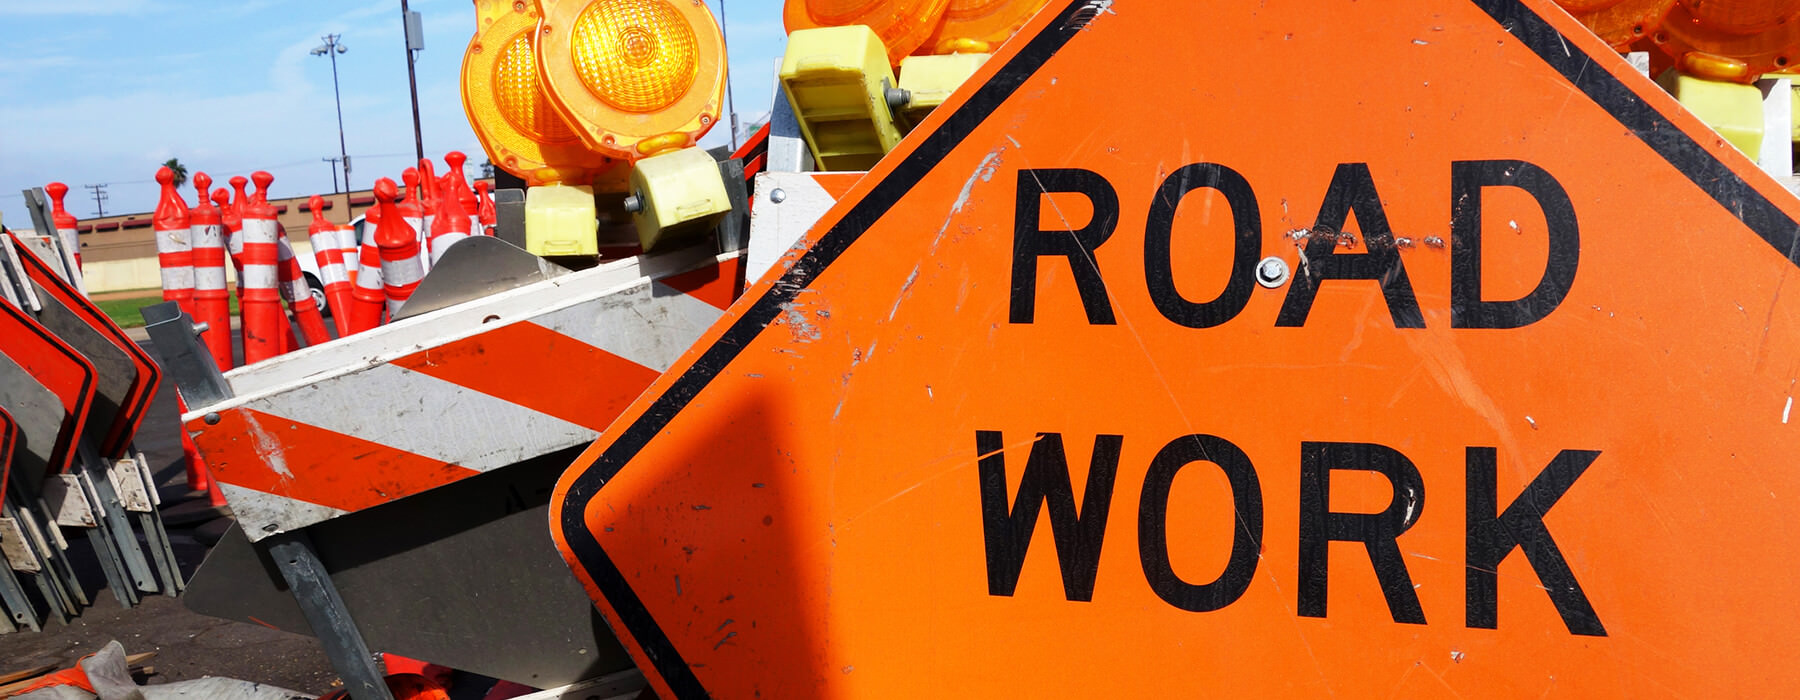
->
[721,0,738,150]
[83,184,108,217]
[400,1,426,165]
[323,157,343,193]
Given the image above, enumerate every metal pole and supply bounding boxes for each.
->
[323,158,341,194]
[401,0,425,165]
[327,36,352,192]
[721,0,738,151]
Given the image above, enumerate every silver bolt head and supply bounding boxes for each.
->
[1256,256,1290,288]
[769,188,786,204]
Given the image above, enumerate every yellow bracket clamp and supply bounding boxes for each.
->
[627,147,732,251]
[895,52,989,126]
[1657,68,1765,156]
[781,25,905,171]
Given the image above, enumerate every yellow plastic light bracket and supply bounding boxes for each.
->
[535,0,728,160]
[462,0,614,185]
[1657,68,1764,156]
[896,52,989,125]
[629,147,731,251]
[780,25,905,172]
[525,183,600,256]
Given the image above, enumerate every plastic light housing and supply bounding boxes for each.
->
[920,0,1048,55]
[784,0,952,64]
[462,0,615,185]
[537,0,727,160]
[1549,0,1674,51]
[1653,0,1800,82]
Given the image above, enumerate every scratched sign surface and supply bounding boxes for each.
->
[554,0,1800,696]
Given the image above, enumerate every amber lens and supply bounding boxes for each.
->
[570,0,699,113]
[493,30,577,142]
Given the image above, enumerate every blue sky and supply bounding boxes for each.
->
[0,0,786,225]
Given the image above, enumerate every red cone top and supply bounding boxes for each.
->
[431,173,471,235]
[153,166,190,231]
[474,180,496,226]
[373,178,418,253]
[242,173,276,219]
[45,182,77,228]
[189,172,219,225]
[446,151,478,215]
[399,168,423,218]
[309,195,334,235]
[417,158,439,212]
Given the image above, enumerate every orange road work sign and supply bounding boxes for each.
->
[553,0,1800,696]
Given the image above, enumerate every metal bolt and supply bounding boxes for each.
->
[622,192,644,213]
[1255,256,1290,288]
[191,321,210,335]
[769,188,786,204]
[203,412,221,425]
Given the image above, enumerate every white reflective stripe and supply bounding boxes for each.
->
[249,363,601,470]
[242,263,279,289]
[470,215,483,235]
[355,263,383,291]
[381,256,424,286]
[160,267,195,289]
[282,278,309,302]
[533,279,724,372]
[385,296,405,315]
[321,261,348,286]
[155,226,192,252]
[218,484,348,542]
[417,216,432,245]
[404,217,424,240]
[190,223,223,248]
[241,218,278,244]
[196,266,228,290]
[226,229,244,256]
[429,233,468,264]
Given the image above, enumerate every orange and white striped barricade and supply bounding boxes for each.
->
[372,178,424,317]
[237,176,283,364]
[416,162,440,272]
[336,223,361,284]
[445,151,481,235]
[308,196,355,336]
[188,172,233,370]
[400,168,429,272]
[426,176,472,265]
[171,240,742,687]
[152,167,194,317]
[347,205,386,333]
[43,183,85,293]
[277,234,331,347]
[474,180,496,236]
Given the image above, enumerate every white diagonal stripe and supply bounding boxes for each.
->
[533,278,724,372]
[247,363,598,470]
[219,484,348,542]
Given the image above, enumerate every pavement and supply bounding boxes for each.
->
[0,334,340,695]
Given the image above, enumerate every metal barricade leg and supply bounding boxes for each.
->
[264,531,395,700]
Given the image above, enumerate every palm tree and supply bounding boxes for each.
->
[162,158,188,189]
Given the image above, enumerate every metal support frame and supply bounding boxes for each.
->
[264,531,395,700]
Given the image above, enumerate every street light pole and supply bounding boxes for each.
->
[400,0,425,165]
[312,34,352,192]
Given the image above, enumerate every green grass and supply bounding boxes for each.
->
[92,292,237,329]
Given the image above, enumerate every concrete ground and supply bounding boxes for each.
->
[0,333,340,695]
